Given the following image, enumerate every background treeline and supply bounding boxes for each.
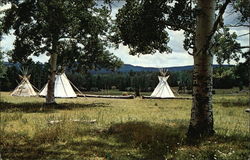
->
[0,61,248,92]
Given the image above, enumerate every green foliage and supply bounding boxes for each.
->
[67,71,160,92]
[213,28,242,64]
[231,0,250,22]
[213,67,235,79]
[113,0,197,55]
[213,63,249,89]
[0,50,6,78]
[112,0,196,55]
[213,66,236,89]
[0,65,19,91]
[2,0,122,71]
[234,60,250,87]
[114,0,173,55]
[114,0,247,63]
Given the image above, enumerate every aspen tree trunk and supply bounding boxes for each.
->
[248,57,250,106]
[187,0,216,138]
[46,42,58,104]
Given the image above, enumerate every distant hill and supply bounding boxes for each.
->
[3,62,232,73]
[91,64,232,74]
[116,64,194,72]
[3,62,21,68]
[119,64,194,72]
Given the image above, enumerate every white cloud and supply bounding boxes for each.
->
[1,32,15,51]
[111,43,193,68]
[30,54,49,63]
[168,30,186,53]
[0,3,11,12]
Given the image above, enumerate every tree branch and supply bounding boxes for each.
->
[165,22,195,34]
[238,46,250,49]
[211,0,231,34]
[238,33,250,37]
[225,24,250,28]
[187,50,194,56]
[197,0,231,55]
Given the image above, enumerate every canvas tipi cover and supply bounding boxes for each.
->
[151,76,175,98]
[39,73,77,98]
[11,76,37,97]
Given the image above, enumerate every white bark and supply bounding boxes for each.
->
[188,0,216,137]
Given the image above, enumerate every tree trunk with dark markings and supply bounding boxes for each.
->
[187,0,216,138]
[46,41,58,104]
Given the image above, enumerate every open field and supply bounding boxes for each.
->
[0,91,249,160]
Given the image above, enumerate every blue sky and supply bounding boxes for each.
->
[0,2,249,67]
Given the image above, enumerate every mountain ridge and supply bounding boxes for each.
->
[91,64,233,73]
[3,62,233,73]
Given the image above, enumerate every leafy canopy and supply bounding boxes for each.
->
[113,0,195,55]
[213,28,242,64]
[113,0,249,64]
[2,0,123,72]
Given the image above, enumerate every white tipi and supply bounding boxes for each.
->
[151,69,175,98]
[39,73,77,98]
[11,75,37,97]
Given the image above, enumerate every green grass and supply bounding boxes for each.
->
[0,91,249,160]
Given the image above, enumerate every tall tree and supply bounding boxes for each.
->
[0,50,6,79]
[188,0,216,137]
[2,0,122,104]
[114,0,248,138]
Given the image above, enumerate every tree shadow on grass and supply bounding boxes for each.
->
[106,121,188,160]
[1,133,140,160]
[0,101,109,113]
[1,121,248,160]
[0,121,187,160]
[106,122,250,159]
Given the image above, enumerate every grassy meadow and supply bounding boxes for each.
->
[0,91,249,160]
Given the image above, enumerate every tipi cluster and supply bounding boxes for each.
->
[11,68,175,98]
[11,68,77,98]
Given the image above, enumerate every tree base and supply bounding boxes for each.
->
[187,124,215,140]
[44,102,57,106]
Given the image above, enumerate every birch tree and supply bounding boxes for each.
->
[187,0,216,137]
[113,0,249,138]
